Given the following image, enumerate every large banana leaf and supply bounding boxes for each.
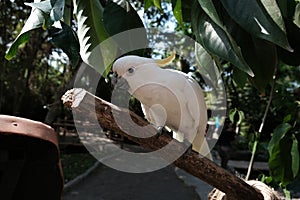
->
[227,19,277,92]
[5,0,65,60]
[220,0,292,51]
[268,123,299,186]
[197,0,222,27]
[73,0,117,77]
[49,21,80,66]
[192,4,253,76]
[103,0,147,55]
[5,5,46,60]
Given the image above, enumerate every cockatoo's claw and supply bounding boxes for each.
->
[183,146,192,157]
[155,126,164,138]
[182,140,193,158]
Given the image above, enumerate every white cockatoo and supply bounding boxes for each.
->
[112,52,212,159]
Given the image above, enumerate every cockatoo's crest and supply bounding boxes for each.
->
[155,50,176,67]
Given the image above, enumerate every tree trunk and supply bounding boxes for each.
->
[61,88,266,200]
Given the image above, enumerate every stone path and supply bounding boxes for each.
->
[62,164,209,200]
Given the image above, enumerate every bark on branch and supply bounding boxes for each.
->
[61,88,270,200]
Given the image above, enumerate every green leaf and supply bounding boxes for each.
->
[229,108,237,123]
[144,0,162,11]
[268,123,292,155]
[220,0,292,51]
[237,110,244,125]
[261,0,286,33]
[195,43,220,88]
[283,187,291,199]
[232,67,247,88]
[73,0,117,77]
[173,0,183,25]
[277,20,300,66]
[291,135,299,178]
[5,7,45,60]
[224,11,277,92]
[49,21,80,66]
[269,136,296,185]
[247,38,277,93]
[294,3,300,28]
[50,0,65,21]
[153,0,162,11]
[144,0,153,11]
[229,108,244,125]
[171,0,193,22]
[197,0,223,27]
[283,114,292,123]
[103,1,147,55]
[191,5,254,76]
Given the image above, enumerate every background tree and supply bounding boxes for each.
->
[1,0,76,122]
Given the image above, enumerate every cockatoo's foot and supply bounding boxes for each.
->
[155,126,164,138]
[182,140,193,158]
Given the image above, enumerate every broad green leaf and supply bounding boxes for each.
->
[268,136,296,185]
[277,20,300,66]
[268,123,292,155]
[73,0,108,55]
[232,67,247,88]
[103,1,147,55]
[191,6,254,76]
[294,3,300,28]
[197,0,223,27]
[73,0,117,77]
[247,38,277,93]
[291,135,299,178]
[103,1,145,37]
[49,21,80,66]
[220,0,292,51]
[195,43,219,88]
[283,114,292,123]
[144,0,162,11]
[171,0,193,22]
[50,0,65,21]
[144,0,153,11]
[224,13,277,92]
[261,0,286,33]
[153,0,162,11]
[5,7,45,60]
[173,0,183,25]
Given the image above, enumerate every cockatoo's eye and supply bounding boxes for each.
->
[128,67,135,74]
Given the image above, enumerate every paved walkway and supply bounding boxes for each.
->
[62,164,210,200]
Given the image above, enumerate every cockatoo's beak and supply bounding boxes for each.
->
[111,72,130,90]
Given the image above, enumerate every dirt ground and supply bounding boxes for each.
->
[62,164,203,200]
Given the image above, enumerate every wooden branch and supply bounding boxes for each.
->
[61,88,265,200]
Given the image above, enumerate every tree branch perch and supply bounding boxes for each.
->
[61,88,276,200]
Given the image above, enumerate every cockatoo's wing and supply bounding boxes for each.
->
[186,77,212,160]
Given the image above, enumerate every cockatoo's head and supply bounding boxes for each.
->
[111,52,176,90]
